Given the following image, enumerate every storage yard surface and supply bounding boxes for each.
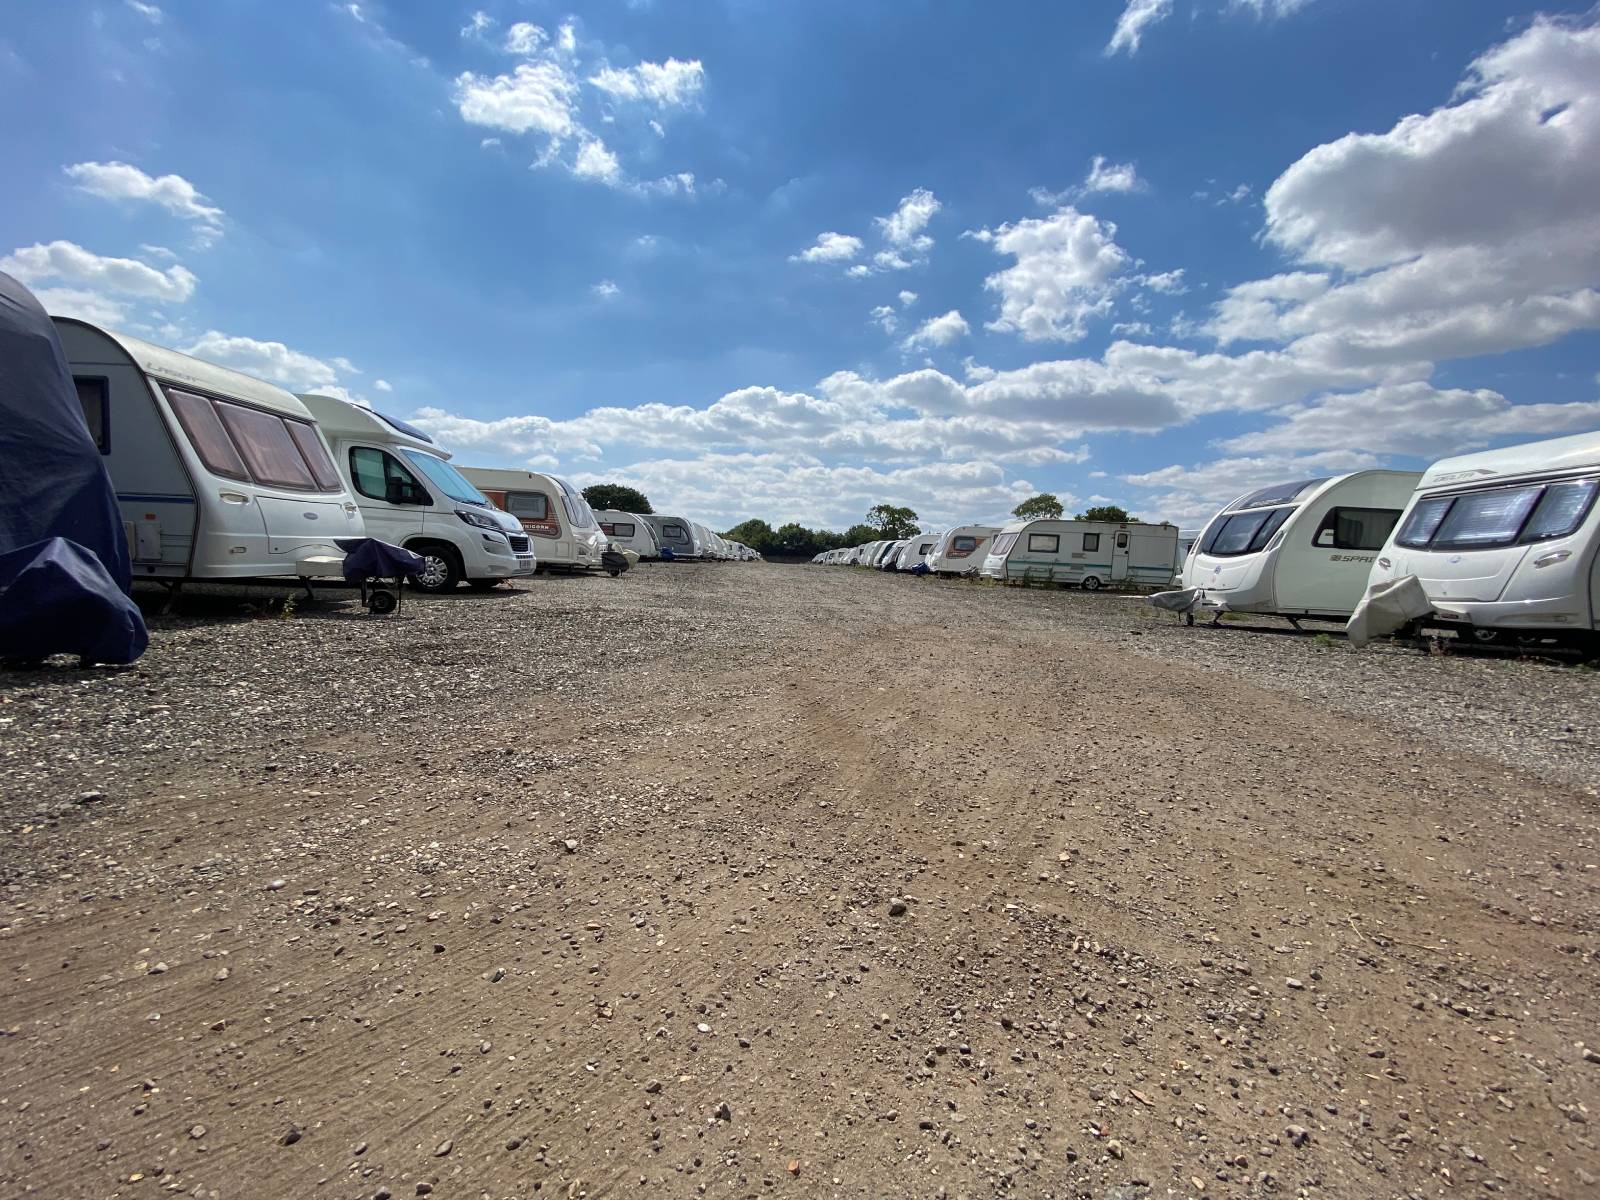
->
[2,563,1597,1200]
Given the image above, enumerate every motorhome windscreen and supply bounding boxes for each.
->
[1229,479,1328,511]
[1396,478,1599,550]
[1200,505,1294,556]
[399,450,490,505]
[1311,507,1402,550]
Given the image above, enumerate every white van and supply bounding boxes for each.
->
[55,318,363,583]
[981,519,1179,589]
[1363,431,1600,647]
[458,467,608,571]
[595,510,661,559]
[297,394,535,592]
[924,525,999,576]
[1182,471,1421,620]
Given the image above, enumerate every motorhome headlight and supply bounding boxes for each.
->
[455,507,501,530]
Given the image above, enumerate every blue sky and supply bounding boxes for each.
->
[4,0,1598,530]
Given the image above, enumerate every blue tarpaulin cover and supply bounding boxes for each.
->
[0,271,131,592]
[0,538,149,665]
[335,537,426,583]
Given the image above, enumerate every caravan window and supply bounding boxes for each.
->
[216,403,317,490]
[1082,533,1100,553]
[1524,478,1599,541]
[1201,505,1294,557]
[1311,507,1402,550]
[1396,478,1599,550]
[1433,485,1542,548]
[286,422,342,491]
[74,377,109,452]
[1116,531,1129,549]
[1028,533,1060,553]
[988,533,1016,556]
[662,522,687,539]
[166,388,249,481]
[556,478,599,529]
[505,491,549,520]
[610,521,636,538]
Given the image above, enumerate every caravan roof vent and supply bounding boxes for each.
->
[373,410,434,443]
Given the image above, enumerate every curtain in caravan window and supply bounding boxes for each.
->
[166,388,249,480]
[286,421,342,491]
[216,402,317,490]
[506,492,549,519]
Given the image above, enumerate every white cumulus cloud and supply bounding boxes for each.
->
[64,161,224,244]
[791,232,863,264]
[2,240,196,303]
[1084,155,1145,194]
[588,58,705,107]
[902,309,970,351]
[970,207,1132,342]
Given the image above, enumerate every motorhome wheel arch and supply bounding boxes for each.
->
[54,318,363,582]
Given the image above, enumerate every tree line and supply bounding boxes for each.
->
[579,484,1140,558]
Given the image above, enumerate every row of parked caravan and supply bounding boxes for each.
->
[55,317,756,594]
[814,517,1185,590]
[814,428,1600,652]
[1172,430,1600,650]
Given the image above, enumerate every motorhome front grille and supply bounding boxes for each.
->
[508,535,532,553]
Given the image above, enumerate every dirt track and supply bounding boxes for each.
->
[2,563,1597,1200]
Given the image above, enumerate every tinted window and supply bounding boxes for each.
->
[286,421,342,491]
[400,450,489,505]
[1524,478,1598,541]
[663,523,686,538]
[74,377,109,452]
[1312,506,1402,551]
[1116,531,1129,548]
[611,521,636,538]
[1433,485,1541,548]
[1028,533,1059,552]
[506,491,549,519]
[1395,496,1452,548]
[166,387,249,480]
[1202,506,1294,557]
[1083,533,1100,552]
[350,446,425,504]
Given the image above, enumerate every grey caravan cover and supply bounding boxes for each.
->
[0,273,131,591]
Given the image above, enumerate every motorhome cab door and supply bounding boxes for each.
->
[345,445,433,544]
[1110,530,1130,582]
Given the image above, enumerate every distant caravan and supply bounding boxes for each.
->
[459,467,608,571]
[1181,471,1422,622]
[980,519,1179,590]
[897,531,942,572]
[923,525,1000,576]
[595,511,662,559]
[1360,432,1600,649]
[644,515,707,560]
[54,318,363,584]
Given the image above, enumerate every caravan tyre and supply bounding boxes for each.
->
[412,546,464,593]
[1081,575,1104,592]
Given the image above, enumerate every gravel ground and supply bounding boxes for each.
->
[1,563,1596,1200]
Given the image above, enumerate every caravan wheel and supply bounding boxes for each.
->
[1081,575,1104,592]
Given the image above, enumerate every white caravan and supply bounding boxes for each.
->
[877,538,910,569]
[299,395,535,592]
[54,319,362,583]
[981,519,1180,590]
[596,510,662,559]
[898,531,941,572]
[924,525,1000,576]
[1363,431,1600,646]
[644,514,705,559]
[1182,471,1421,621]
[459,467,607,571]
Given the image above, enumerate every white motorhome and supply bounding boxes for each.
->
[54,318,363,584]
[923,525,999,576]
[596,510,661,559]
[981,519,1179,590]
[1363,432,1600,647]
[1182,471,1421,621]
[644,514,705,560]
[298,395,535,592]
[459,467,607,572]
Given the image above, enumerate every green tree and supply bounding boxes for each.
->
[1077,504,1134,523]
[864,504,920,538]
[842,523,879,545]
[582,483,653,514]
[1012,493,1064,520]
[722,518,776,551]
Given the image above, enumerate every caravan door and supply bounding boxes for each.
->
[1110,530,1130,582]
